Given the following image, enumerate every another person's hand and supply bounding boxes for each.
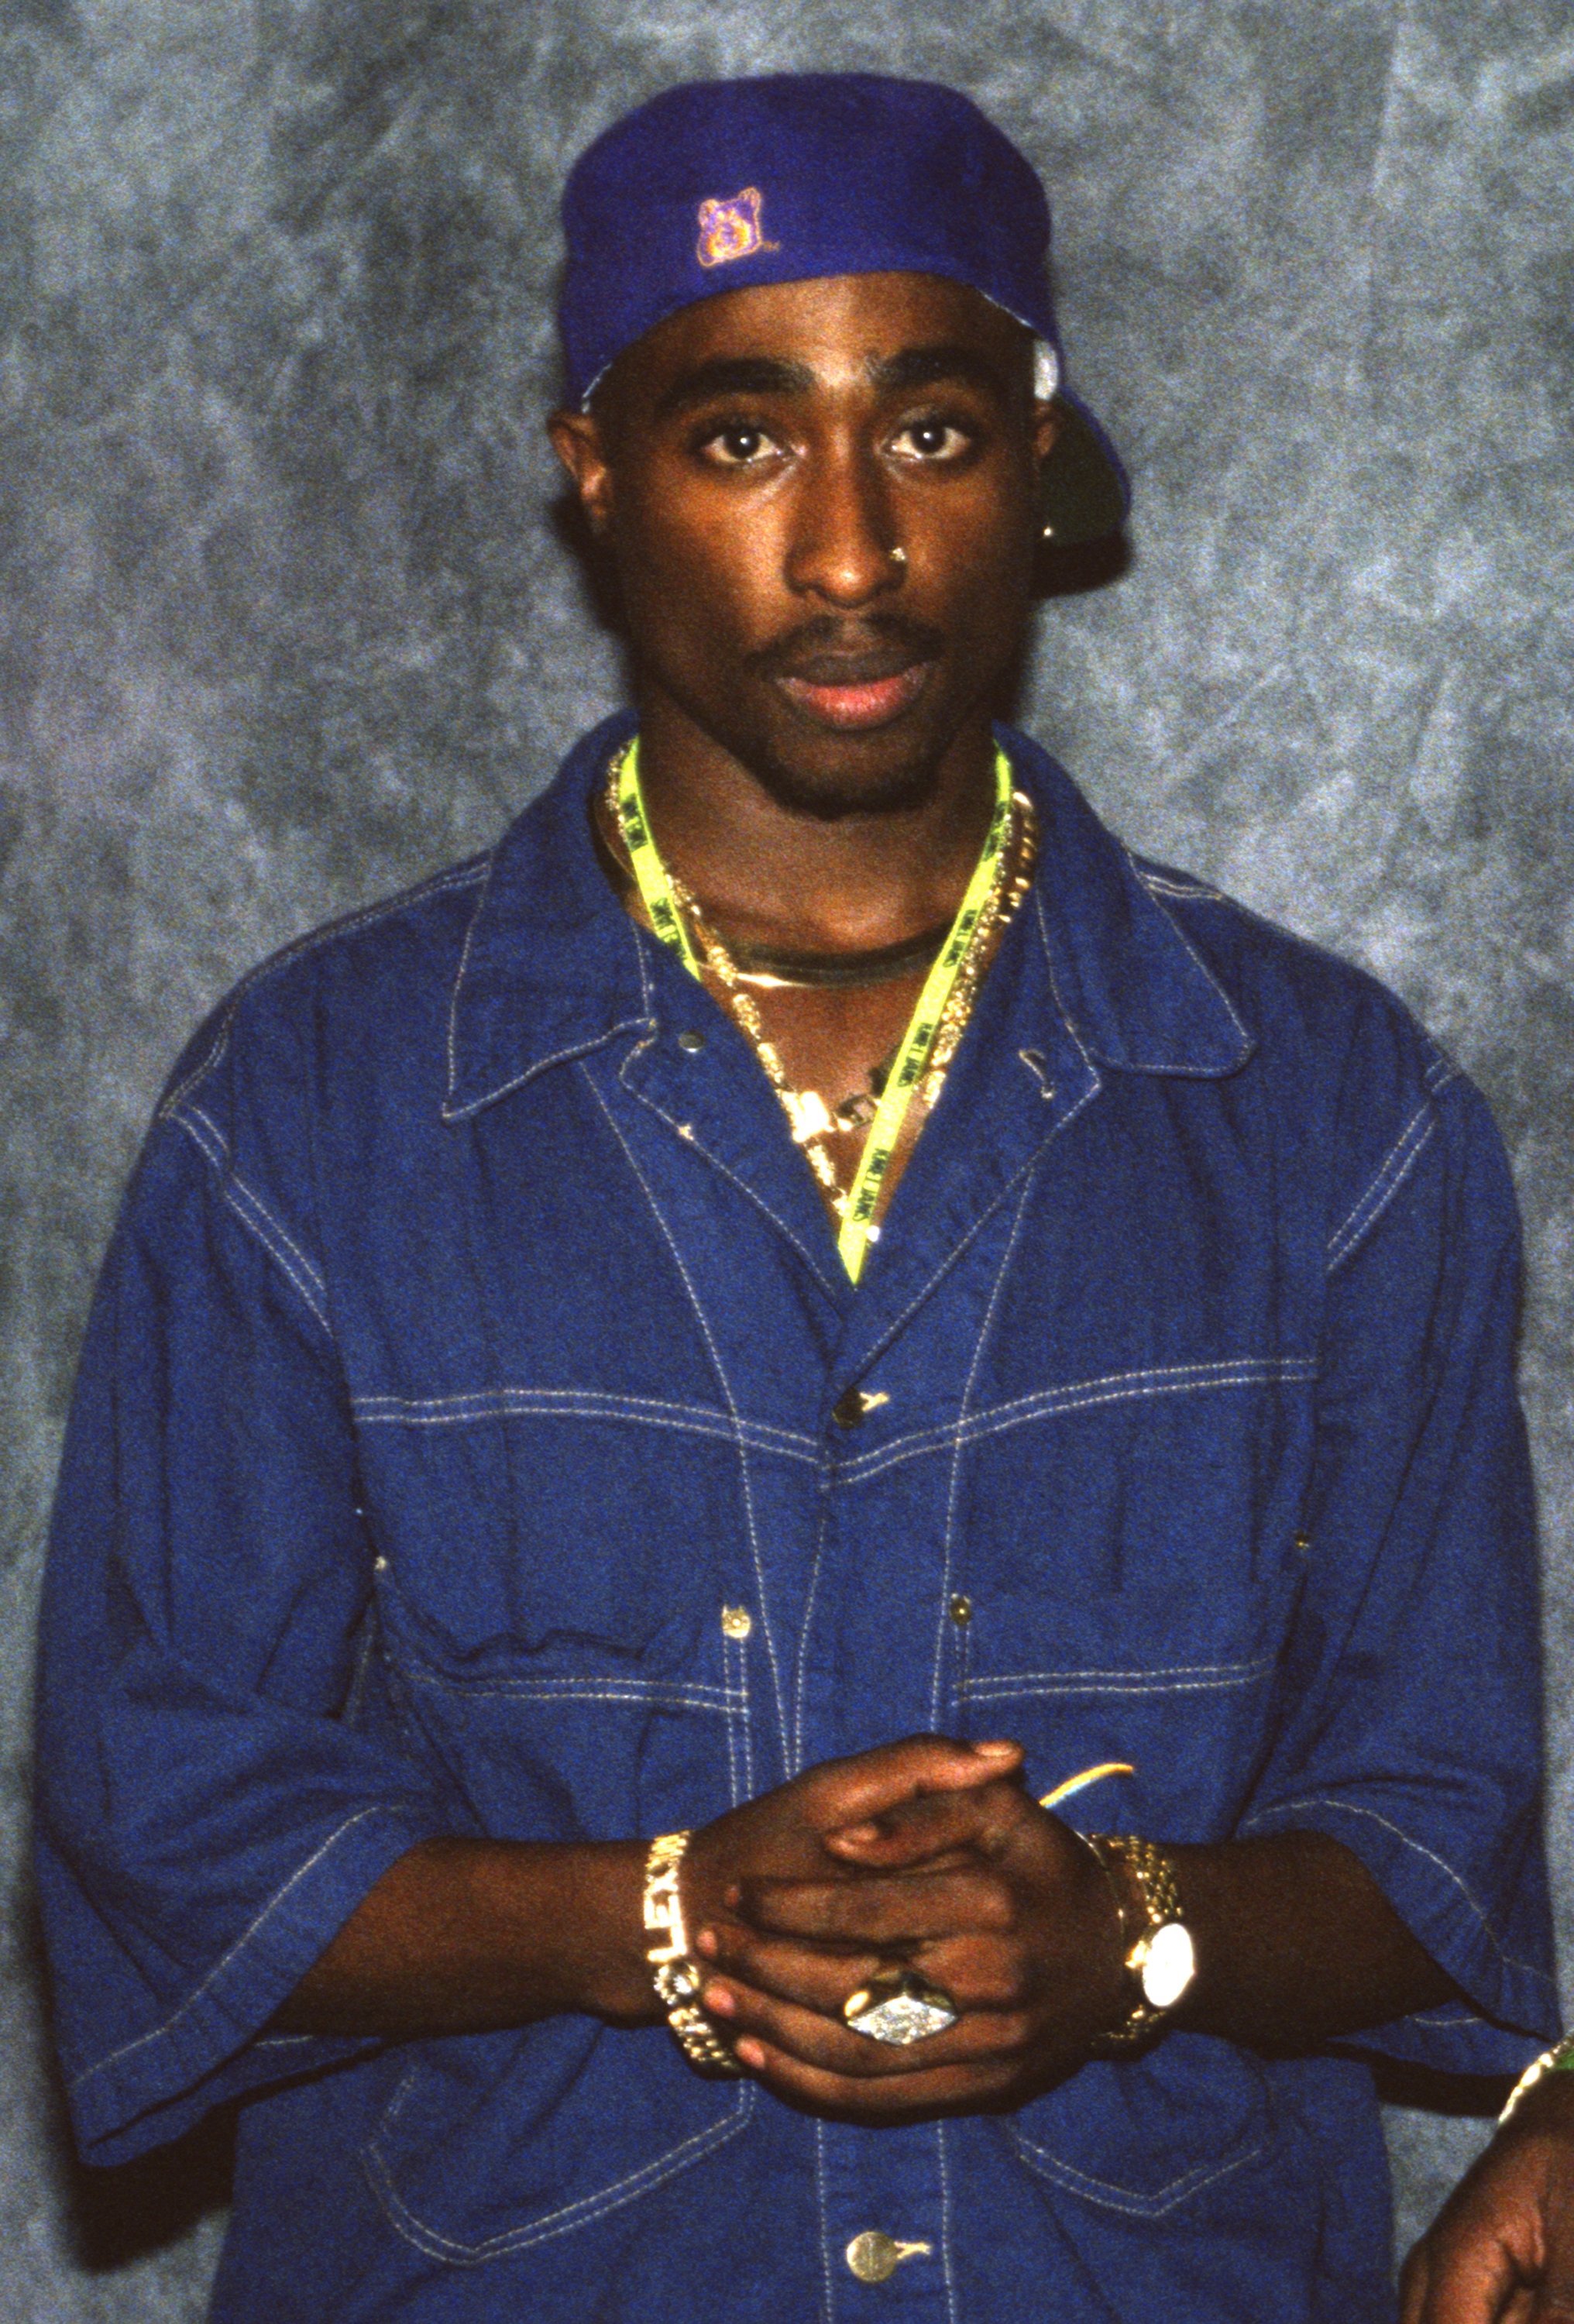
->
[1400,2072,1574,2322]
[690,1761,1124,2121]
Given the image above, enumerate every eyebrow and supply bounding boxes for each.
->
[653,356,816,419]
[867,344,1015,401]
[651,341,1016,422]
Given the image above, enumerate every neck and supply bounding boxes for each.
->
[631,688,1002,954]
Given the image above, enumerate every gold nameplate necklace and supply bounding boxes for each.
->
[608,738,1035,1284]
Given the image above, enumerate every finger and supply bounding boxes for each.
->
[706,1976,1026,2082]
[702,1920,1026,2016]
[1397,2237,1428,2324]
[739,1866,1012,1947]
[1405,2226,1531,2324]
[826,1781,1029,1866]
[796,1736,1022,1835]
[734,2030,1018,2119]
[699,1925,887,2015]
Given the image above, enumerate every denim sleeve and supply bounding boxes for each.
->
[1241,1066,1559,2072]
[34,1119,450,2165]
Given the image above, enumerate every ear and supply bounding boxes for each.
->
[548,407,616,538]
[1030,397,1064,472]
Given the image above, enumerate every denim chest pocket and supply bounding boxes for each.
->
[951,1557,1307,1838]
[380,1581,759,1848]
[363,1414,766,1841]
[363,2020,755,2264]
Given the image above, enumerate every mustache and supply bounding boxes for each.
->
[747,614,946,687]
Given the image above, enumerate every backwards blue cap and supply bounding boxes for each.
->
[560,74,1063,407]
[558,74,1128,539]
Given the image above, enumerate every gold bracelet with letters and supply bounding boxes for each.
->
[641,1831,744,2078]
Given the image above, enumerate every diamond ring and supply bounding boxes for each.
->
[842,1966,959,2045]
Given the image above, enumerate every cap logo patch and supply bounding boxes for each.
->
[696,187,777,269]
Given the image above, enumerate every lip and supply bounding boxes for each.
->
[775,660,933,732]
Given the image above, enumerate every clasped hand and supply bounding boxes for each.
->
[679,1735,1126,2121]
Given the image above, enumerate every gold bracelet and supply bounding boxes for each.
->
[1499,2034,1574,2126]
[641,1832,744,2078]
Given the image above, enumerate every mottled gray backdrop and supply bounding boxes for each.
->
[2,0,1570,2314]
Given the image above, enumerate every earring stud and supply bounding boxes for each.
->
[888,545,907,566]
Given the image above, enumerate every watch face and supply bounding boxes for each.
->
[1140,1922,1196,2010]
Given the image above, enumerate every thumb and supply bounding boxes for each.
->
[800,1735,1021,1832]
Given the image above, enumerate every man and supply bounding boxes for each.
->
[34,72,1558,2323]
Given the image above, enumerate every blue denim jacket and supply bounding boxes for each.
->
[36,716,1555,2322]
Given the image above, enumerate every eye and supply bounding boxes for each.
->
[696,419,780,468]
[890,414,977,463]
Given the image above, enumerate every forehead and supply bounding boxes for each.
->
[612,270,1030,400]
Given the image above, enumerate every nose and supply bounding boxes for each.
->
[784,439,902,607]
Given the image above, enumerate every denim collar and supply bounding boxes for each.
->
[442,710,1253,1122]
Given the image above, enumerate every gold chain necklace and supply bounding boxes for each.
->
[606,764,1040,1219]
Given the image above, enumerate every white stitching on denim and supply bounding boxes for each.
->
[582,1065,791,1771]
[1119,843,1254,1062]
[443,850,496,1112]
[403,1673,741,1711]
[791,1476,835,1775]
[1008,2123,1266,2216]
[1133,865,1225,902]
[170,1111,332,1334]
[442,1022,655,1124]
[1326,1100,1435,1272]
[351,1385,818,1460]
[839,1356,1318,1487]
[936,2117,960,2324]
[974,1654,1270,1684]
[930,1170,1037,1726]
[966,1660,1274,1701]
[160,861,486,1122]
[1237,1796,1557,1993]
[69,1806,414,2095]
[618,1065,843,1305]
[723,1624,755,1806]
[187,1106,329,1300]
[813,2120,837,2324]
[363,2077,754,2260]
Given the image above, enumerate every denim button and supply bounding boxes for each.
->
[677,1030,705,1052]
[845,2233,931,2283]
[831,1387,870,1429]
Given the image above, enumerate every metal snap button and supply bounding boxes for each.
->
[678,1030,705,1052]
[720,1604,752,1639]
[831,1387,870,1429]
[948,1592,972,1624]
[845,2232,932,2284]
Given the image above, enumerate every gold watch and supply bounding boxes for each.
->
[1085,1834,1197,2050]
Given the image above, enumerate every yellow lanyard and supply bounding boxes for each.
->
[612,739,1014,1284]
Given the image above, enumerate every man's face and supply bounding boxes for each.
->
[552,271,1057,816]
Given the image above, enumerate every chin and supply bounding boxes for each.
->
[728,706,961,822]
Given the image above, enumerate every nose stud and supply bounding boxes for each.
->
[888,545,907,566]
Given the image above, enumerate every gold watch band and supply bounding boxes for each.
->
[641,1831,744,2078]
[1085,1832,1190,2051]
